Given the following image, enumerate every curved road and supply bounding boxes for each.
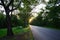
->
[30,25,60,40]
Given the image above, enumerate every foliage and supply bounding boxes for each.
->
[45,0,60,28]
[31,0,60,28]
[0,14,24,28]
[0,27,30,38]
[18,12,32,27]
[0,13,6,28]
[11,15,23,27]
[17,0,38,27]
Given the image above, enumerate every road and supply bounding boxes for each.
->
[30,25,60,40]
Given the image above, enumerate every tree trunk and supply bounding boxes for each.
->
[6,10,13,36]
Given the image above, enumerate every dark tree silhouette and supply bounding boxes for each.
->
[0,0,21,36]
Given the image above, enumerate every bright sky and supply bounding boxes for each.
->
[32,3,46,13]
[31,3,46,17]
[31,0,49,17]
[29,3,47,22]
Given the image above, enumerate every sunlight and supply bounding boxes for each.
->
[0,5,4,11]
[29,17,35,23]
[21,2,24,8]
[32,3,46,13]
[45,0,49,2]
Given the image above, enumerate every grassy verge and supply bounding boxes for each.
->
[0,26,34,40]
[0,28,7,38]
[42,26,60,30]
[34,25,60,30]
[0,27,30,38]
[12,27,30,35]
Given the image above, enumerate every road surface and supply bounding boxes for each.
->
[30,25,60,40]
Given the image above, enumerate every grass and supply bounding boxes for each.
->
[43,26,60,30]
[0,26,34,40]
[12,27,30,35]
[0,28,7,38]
[24,31,34,40]
[0,26,29,37]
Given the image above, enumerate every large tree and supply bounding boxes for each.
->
[0,0,21,36]
[0,0,38,36]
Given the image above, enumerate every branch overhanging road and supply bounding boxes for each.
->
[30,25,60,40]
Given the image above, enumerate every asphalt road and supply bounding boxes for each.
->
[30,25,60,40]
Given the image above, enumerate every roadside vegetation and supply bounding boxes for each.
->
[0,13,34,39]
[0,27,34,40]
[30,0,60,29]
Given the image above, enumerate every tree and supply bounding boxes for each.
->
[18,11,32,27]
[46,0,60,27]
[17,0,38,27]
[18,4,32,27]
[31,0,60,28]
[0,0,21,36]
[0,0,38,36]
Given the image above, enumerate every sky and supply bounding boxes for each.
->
[31,0,49,17]
[32,0,49,13]
[31,3,46,17]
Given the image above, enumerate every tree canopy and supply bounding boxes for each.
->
[0,0,39,36]
[31,0,60,28]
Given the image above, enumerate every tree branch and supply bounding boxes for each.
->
[0,3,3,5]
[0,0,6,8]
[7,0,13,7]
[9,1,21,12]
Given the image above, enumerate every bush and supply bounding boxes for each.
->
[0,14,24,28]
[30,15,60,28]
